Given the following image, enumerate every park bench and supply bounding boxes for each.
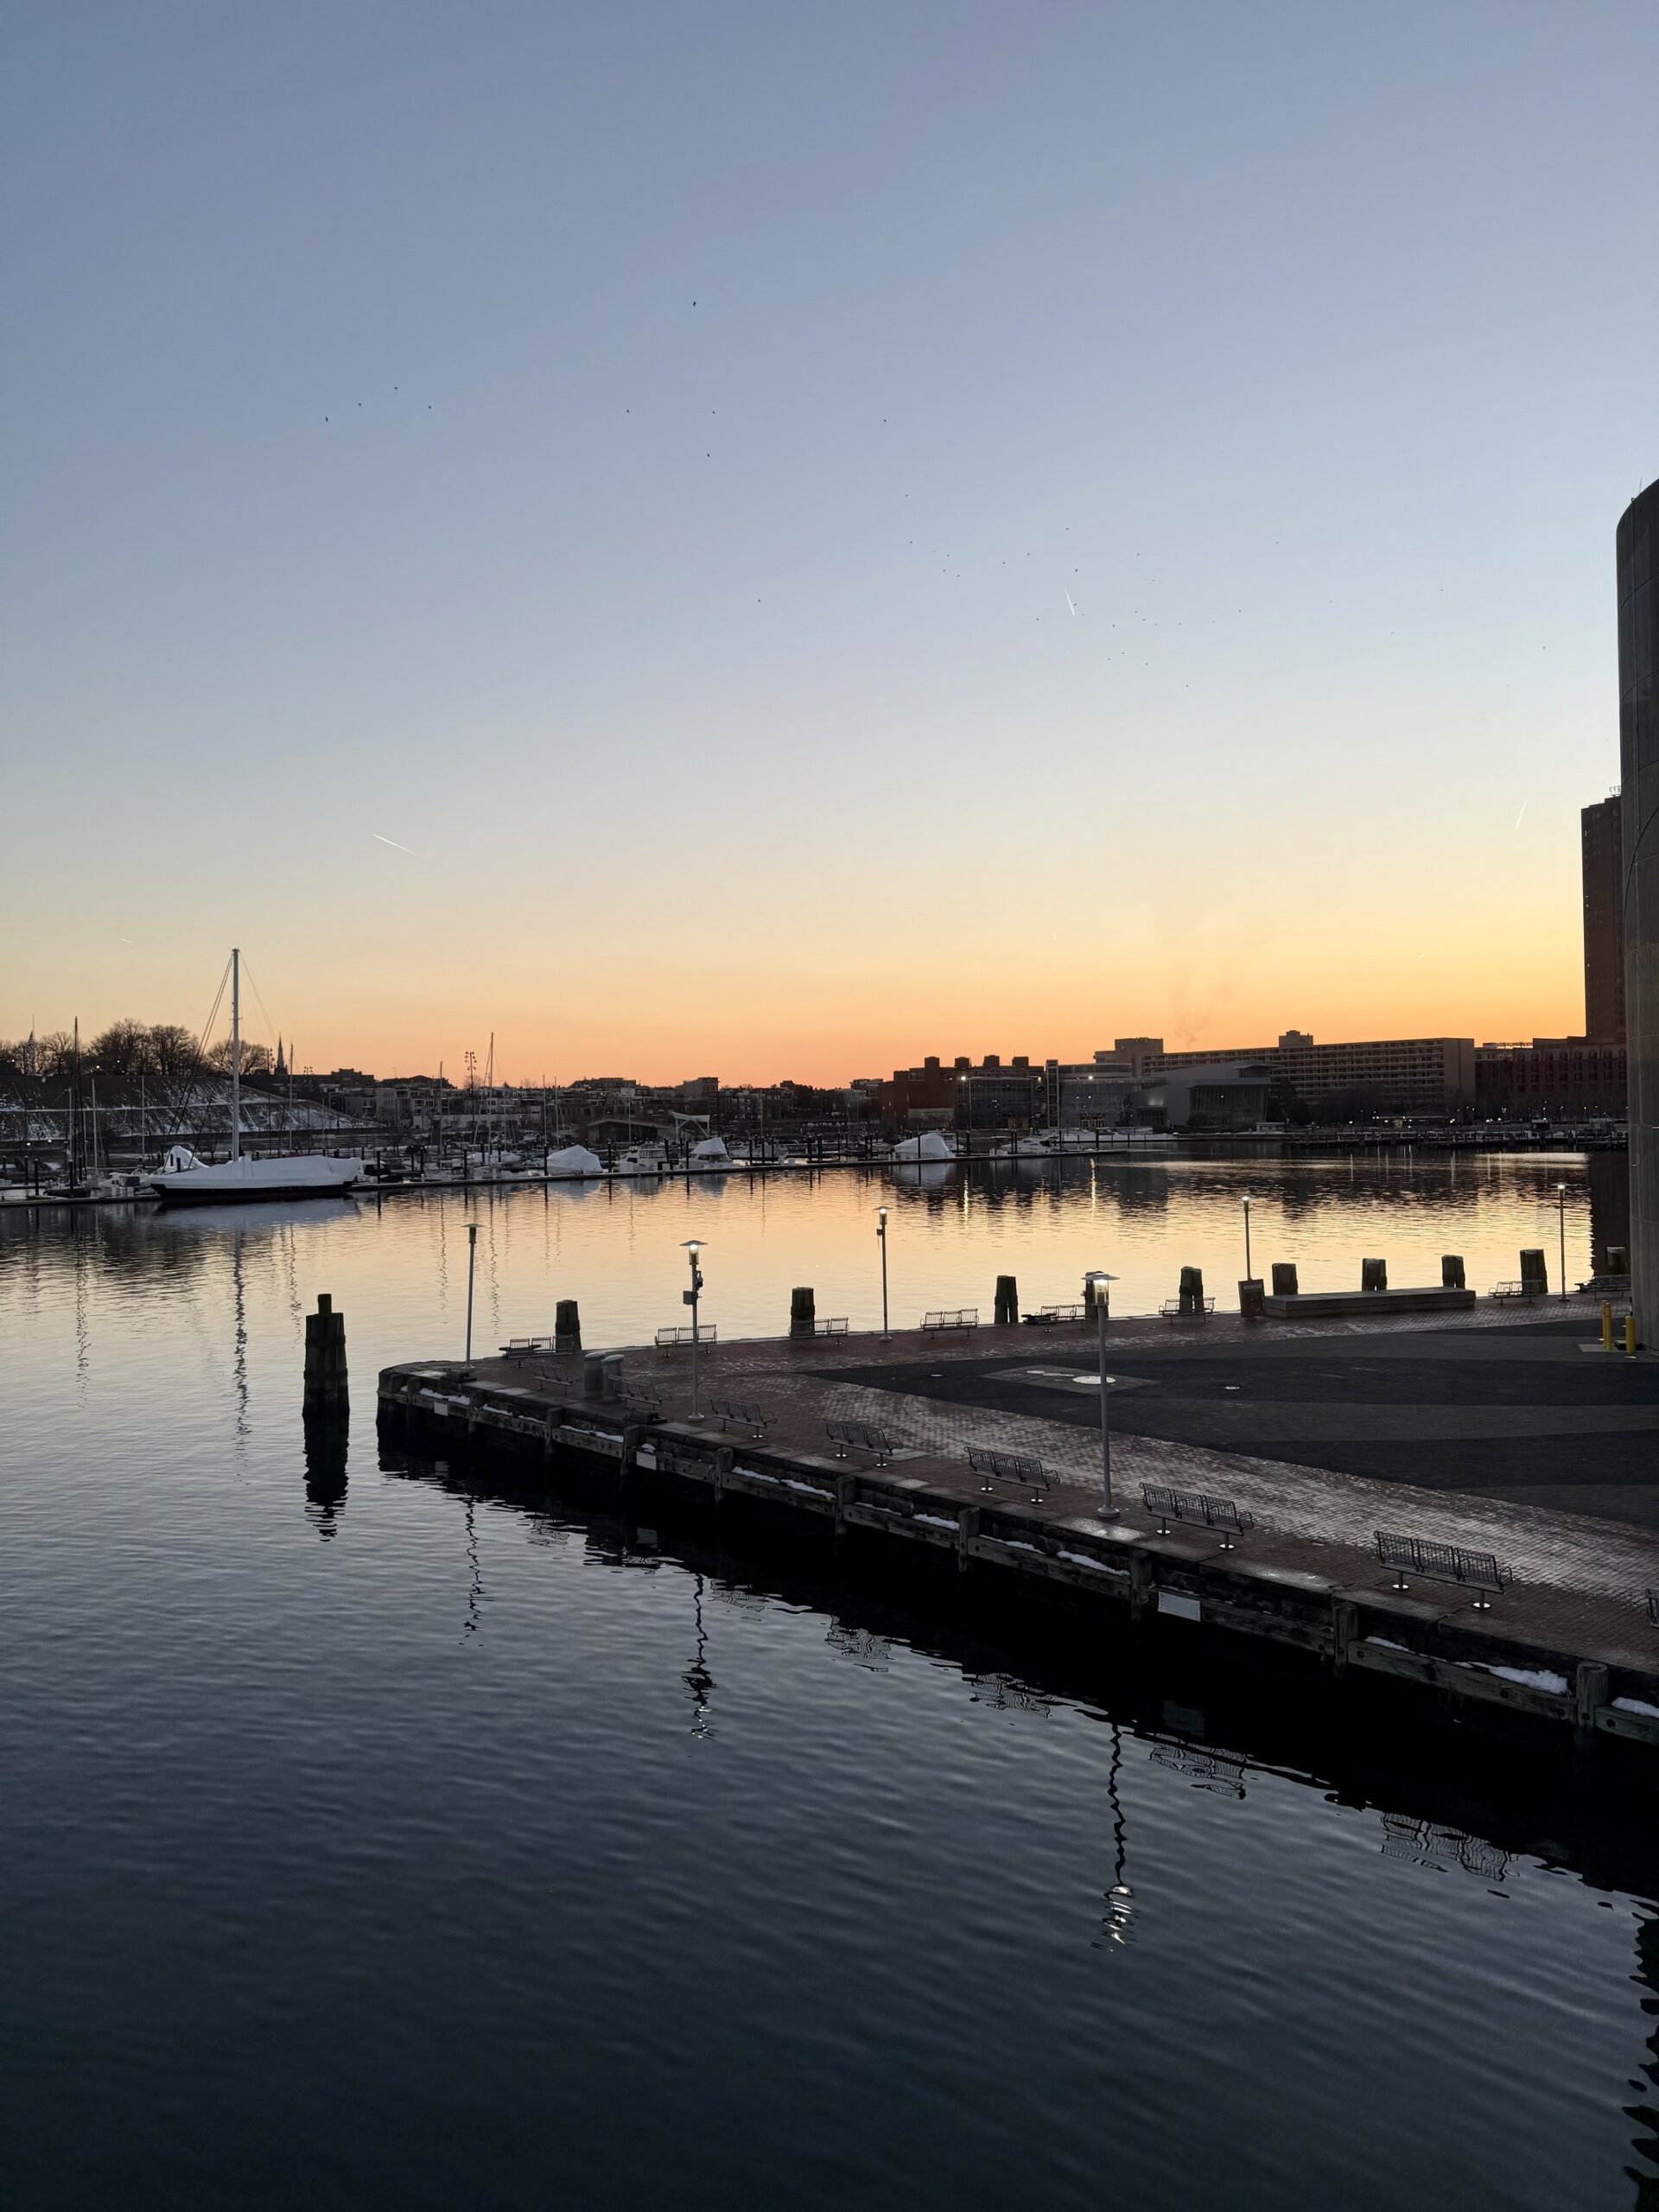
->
[967,1445,1051,1497]
[1488,1281,1542,1301]
[1159,1297,1216,1320]
[922,1307,979,1334]
[825,1417,895,1466]
[709,1395,769,1438]
[1142,1483,1254,1549]
[1024,1302,1087,1326]
[655,1323,717,1349]
[815,1317,849,1337]
[620,1380,661,1421]
[500,1336,556,1358]
[1375,1530,1510,1611]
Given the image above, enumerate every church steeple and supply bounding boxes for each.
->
[274,1034,287,1077]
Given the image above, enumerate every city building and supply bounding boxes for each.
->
[1474,1039,1628,1120]
[1618,480,1658,1342]
[1044,1053,1135,1125]
[1582,792,1627,1042]
[882,1054,1042,1130]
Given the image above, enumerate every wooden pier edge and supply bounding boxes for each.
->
[376,1362,1659,1751]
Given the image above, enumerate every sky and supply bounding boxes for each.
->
[3,1,1656,1085]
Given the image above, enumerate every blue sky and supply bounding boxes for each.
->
[3,1,1655,1078]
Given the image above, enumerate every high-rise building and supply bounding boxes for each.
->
[1581,793,1625,1040]
[1618,482,1658,1342]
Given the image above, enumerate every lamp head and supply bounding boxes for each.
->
[682,1238,703,1255]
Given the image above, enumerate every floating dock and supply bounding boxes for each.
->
[378,1309,1659,1751]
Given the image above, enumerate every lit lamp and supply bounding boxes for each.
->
[680,1238,706,1417]
[1084,1270,1120,1517]
[876,1205,890,1338]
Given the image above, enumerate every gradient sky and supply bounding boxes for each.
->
[3,2,1656,1084]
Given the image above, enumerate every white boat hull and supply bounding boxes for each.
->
[152,1155,364,1206]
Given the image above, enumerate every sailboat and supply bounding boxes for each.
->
[150,950,364,1206]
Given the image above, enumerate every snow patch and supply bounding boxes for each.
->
[1612,1695,1659,1719]
[1473,1663,1569,1697]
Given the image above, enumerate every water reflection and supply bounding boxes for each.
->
[302,1413,349,1538]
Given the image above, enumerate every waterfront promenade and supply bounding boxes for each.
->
[382,1293,1659,1738]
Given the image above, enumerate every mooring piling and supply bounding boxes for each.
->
[302,1294,348,1417]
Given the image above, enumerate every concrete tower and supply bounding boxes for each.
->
[1618,483,1659,1342]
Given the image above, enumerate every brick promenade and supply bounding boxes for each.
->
[472,1294,1659,1673]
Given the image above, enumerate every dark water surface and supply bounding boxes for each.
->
[3,1169,1655,2209]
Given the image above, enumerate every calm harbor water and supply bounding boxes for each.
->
[3,1154,1654,2209]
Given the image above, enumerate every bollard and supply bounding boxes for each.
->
[302,1294,348,1416]
[994,1274,1019,1326]
[1361,1258,1387,1294]
[555,1298,582,1354]
[582,1350,606,1399]
[1271,1262,1299,1297]
[1625,1315,1637,1356]
[1178,1266,1204,1316]
[1442,1255,1465,1290]
[790,1286,817,1341]
[601,1354,624,1403]
[1519,1248,1548,1297]
[1608,1244,1629,1274]
[1239,1279,1265,1320]
[1602,1300,1614,1351]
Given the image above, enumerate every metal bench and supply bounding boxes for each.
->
[621,1380,661,1420]
[922,1307,979,1333]
[1160,1298,1216,1320]
[1142,1483,1254,1548]
[500,1336,556,1358]
[815,1317,849,1337]
[655,1323,717,1349]
[967,1445,1051,1497]
[1488,1281,1544,1301]
[709,1395,768,1438]
[1024,1302,1087,1326]
[825,1417,895,1466]
[1375,1530,1510,1610]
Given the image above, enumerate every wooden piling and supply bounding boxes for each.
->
[555,1298,582,1353]
[790,1287,817,1340]
[1361,1257,1388,1293]
[302,1294,348,1416]
[994,1274,1019,1325]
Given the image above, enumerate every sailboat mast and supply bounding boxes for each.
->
[230,946,242,1163]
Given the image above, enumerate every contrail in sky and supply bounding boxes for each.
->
[373,833,423,859]
[1064,590,1077,617]
[1512,804,1527,830]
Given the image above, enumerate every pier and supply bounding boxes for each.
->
[379,1294,1659,1753]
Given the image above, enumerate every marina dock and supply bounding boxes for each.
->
[379,1296,1659,1751]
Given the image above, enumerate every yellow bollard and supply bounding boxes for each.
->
[1625,1314,1637,1357]
[1602,1300,1613,1351]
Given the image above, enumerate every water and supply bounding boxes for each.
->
[3,1155,1654,2209]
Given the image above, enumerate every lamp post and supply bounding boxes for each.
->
[1085,1270,1119,1518]
[876,1204,890,1337]
[463,1221,478,1369]
[1555,1183,1567,1301]
[681,1238,705,1417]
[1242,1195,1254,1283]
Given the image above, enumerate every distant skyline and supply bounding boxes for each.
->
[3,2,1656,1084]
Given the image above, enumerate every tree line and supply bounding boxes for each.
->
[1,1020,277,1106]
